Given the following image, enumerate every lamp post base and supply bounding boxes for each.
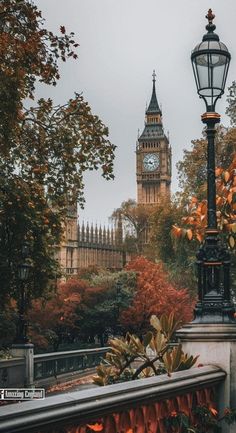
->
[176,323,236,432]
[11,343,34,387]
[195,228,235,323]
[193,298,236,324]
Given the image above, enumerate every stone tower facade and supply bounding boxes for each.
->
[55,206,128,277]
[56,204,79,275]
[136,72,171,205]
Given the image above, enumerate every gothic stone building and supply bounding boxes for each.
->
[57,72,171,275]
[56,206,125,277]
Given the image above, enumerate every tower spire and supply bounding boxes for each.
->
[146,70,161,115]
[152,69,156,84]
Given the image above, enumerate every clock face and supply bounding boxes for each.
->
[143,153,159,171]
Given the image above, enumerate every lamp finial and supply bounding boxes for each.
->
[206,9,215,24]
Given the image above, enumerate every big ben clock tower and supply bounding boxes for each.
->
[136,72,171,205]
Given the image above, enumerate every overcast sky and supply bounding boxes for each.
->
[35,0,236,225]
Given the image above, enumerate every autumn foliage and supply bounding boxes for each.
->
[26,259,194,350]
[173,153,236,248]
[0,0,116,303]
[29,279,88,349]
[27,271,135,350]
[121,257,194,334]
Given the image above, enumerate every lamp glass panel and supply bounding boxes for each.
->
[212,63,226,90]
[194,61,209,91]
[193,52,228,97]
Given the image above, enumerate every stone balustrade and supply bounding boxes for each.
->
[0,365,225,433]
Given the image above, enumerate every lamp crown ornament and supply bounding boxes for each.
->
[205,9,216,35]
[206,8,215,24]
[203,9,217,41]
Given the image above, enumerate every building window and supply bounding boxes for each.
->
[67,247,73,268]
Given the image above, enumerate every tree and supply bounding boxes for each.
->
[0,0,115,302]
[173,145,236,298]
[226,81,236,126]
[149,202,197,295]
[0,301,18,349]
[176,126,235,204]
[0,177,62,304]
[173,114,236,296]
[29,279,87,350]
[112,199,154,254]
[76,271,136,345]
[28,271,136,350]
[150,202,182,264]
[173,155,236,246]
[0,0,77,143]
[121,257,194,336]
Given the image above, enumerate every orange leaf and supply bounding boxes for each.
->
[215,167,223,177]
[126,430,133,433]
[172,225,182,238]
[209,407,218,417]
[224,171,230,183]
[186,229,193,240]
[216,196,223,206]
[200,202,207,215]
[196,233,203,243]
[87,424,103,432]
[227,192,233,204]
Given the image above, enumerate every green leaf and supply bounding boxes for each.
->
[143,331,153,348]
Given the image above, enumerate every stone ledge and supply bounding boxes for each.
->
[176,323,236,342]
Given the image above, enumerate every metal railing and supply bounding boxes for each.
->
[0,365,226,433]
[34,347,108,381]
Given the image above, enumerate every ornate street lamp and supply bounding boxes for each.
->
[15,243,32,343]
[191,10,235,323]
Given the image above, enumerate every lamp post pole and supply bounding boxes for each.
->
[191,10,235,323]
[16,280,29,344]
[15,244,32,344]
[11,243,34,387]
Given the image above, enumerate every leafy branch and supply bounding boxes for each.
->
[93,312,198,386]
